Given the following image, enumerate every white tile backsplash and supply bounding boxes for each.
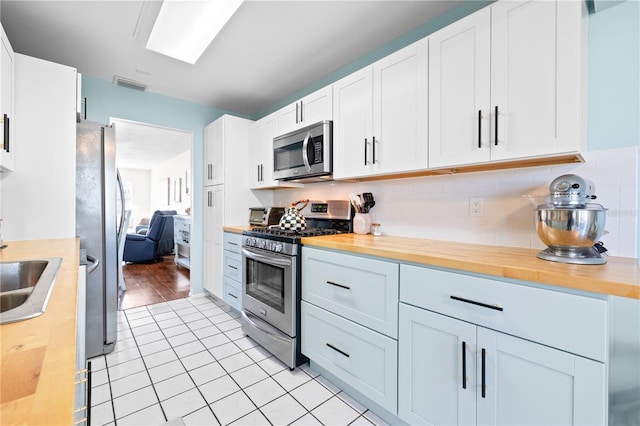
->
[272,147,638,258]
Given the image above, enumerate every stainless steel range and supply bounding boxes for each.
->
[240,199,352,369]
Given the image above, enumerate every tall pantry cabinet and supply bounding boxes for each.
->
[202,115,262,300]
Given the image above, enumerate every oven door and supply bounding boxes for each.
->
[242,246,296,337]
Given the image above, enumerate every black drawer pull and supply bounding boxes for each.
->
[481,348,487,398]
[227,293,238,299]
[228,265,238,270]
[326,280,351,290]
[326,343,350,358]
[462,341,467,389]
[450,295,503,311]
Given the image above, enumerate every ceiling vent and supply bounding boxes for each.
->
[113,76,147,91]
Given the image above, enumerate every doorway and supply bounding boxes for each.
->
[110,118,193,310]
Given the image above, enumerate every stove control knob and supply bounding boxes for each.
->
[258,240,266,249]
[274,243,283,253]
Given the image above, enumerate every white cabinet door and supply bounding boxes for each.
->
[477,327,606,426]
[490,0,584,161]
[428,8,491,168]
[332,67,374,180]
[399,304,476,426]
[204,119,224,186]
[372,38,428,176]
[203,185,224,298]
[0,25,14,172]
[249,112,298,189]
[278,86,333,135]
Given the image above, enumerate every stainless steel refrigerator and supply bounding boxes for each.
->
[76,120,124,358]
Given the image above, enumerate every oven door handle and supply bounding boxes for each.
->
[241,310,290,343]
[302,131,312,171]
[242,248,292,267]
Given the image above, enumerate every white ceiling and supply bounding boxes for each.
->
[1,0,465,169]
[111,118,191,170]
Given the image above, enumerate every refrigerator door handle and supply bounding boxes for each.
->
[116,170,126,239]
[86,255,100,274]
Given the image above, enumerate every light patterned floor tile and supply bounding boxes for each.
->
[272,367,312,391]
[233,336,259,351]
[188,361,227,386]
[143,348,179,368]
[90,383,112,407]
[231,409,270,426]
[107,358,146,382]
[116,403,166,426]
[154,373,196,401]
[133,330,165,346]
[148,359,186,383]
[167,331,198,347]
[88,355,106,371]
[200,332,230,349]
[130,323,160,337]
[105,347,140,367]
[112,386,159,420]
[152,311,179,322]
[156,317,184,330]
[209,391,257,426]
[186,318,213,331]
[208,342,241,360]
[162,324,191,337]
[180,349,216,371]
[147,302,173,315]
[256,356,288,375]
[222,327,245,341]
[290,413,323,425]
[173,340,206,358]
[243,377,287,408]
[138,338,172,356]
[260,393,308,426]
[193,325,222,340]
[90,369,109,387]
[290,378,334,411]
[110,371,152,398]
[198,374,240,404]
[112,337,137,354]
[311,395,360,426]
[127,315,156,328]
[218,351,254,373]
[229,363,268,388]
[182,406,221,426]
[90,401,114,426]
[160,388,207,421]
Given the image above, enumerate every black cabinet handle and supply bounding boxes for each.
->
[3,114,8,153]
[260,164,264,182]
[478,110,482,149]
[481,348,487,398]
[227,292,238,299]
[296,102,299,124]
[326,280,351,290]
[364,138,368,165]
[450,295,503,312]
[229,265,238,270]
[326,343,350,358]
[462,341,467,389]
[300,101,304,122]
[494,105,499,146]
[83,97,87,120]
[372,136,376,164]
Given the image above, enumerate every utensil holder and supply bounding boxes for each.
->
[353,213,371,235]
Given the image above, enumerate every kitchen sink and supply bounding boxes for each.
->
[0,258,62,324]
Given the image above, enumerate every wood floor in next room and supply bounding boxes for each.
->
[119,256,190,311]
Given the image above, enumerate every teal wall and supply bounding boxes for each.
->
[587,0,640,262]
[82,75,232,295]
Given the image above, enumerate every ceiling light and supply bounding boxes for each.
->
[146,0,243,65]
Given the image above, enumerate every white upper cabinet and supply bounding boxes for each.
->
[204,118,224,186]
[0,24,15,172]
[334,39,428,180]
[249,111,301,189]
[429,0,586,168]
[277,85,332,135]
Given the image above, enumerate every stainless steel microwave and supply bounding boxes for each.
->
[273,120,332,182]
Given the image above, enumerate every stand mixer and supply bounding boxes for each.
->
[535,174,608,264]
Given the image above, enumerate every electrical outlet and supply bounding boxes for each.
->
[469,197,484,217]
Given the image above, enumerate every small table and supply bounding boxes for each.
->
[173,215,191,270]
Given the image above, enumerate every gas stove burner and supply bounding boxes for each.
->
[247,227,343,238]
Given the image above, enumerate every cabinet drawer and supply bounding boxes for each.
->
[302,247,399,338]
[223,276,241,311]
[301,301,397,414]
[400,265,607,362]
[223,232,242,254]
[223,250,242,281]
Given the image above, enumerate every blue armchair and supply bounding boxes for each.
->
[123,210,177,263]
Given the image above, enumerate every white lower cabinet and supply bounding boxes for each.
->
[222,232,242,310]
[398,263,607,425]
[301,301,397,413]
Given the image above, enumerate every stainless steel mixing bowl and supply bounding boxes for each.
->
[535,204,607,249]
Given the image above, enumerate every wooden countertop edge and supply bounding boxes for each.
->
[0,238,80,425]
[301,235,639,299]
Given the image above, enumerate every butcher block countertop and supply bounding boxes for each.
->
[0,238,79,425]
[301,233,640,299]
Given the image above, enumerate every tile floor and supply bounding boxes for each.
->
[89,296,387,426]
